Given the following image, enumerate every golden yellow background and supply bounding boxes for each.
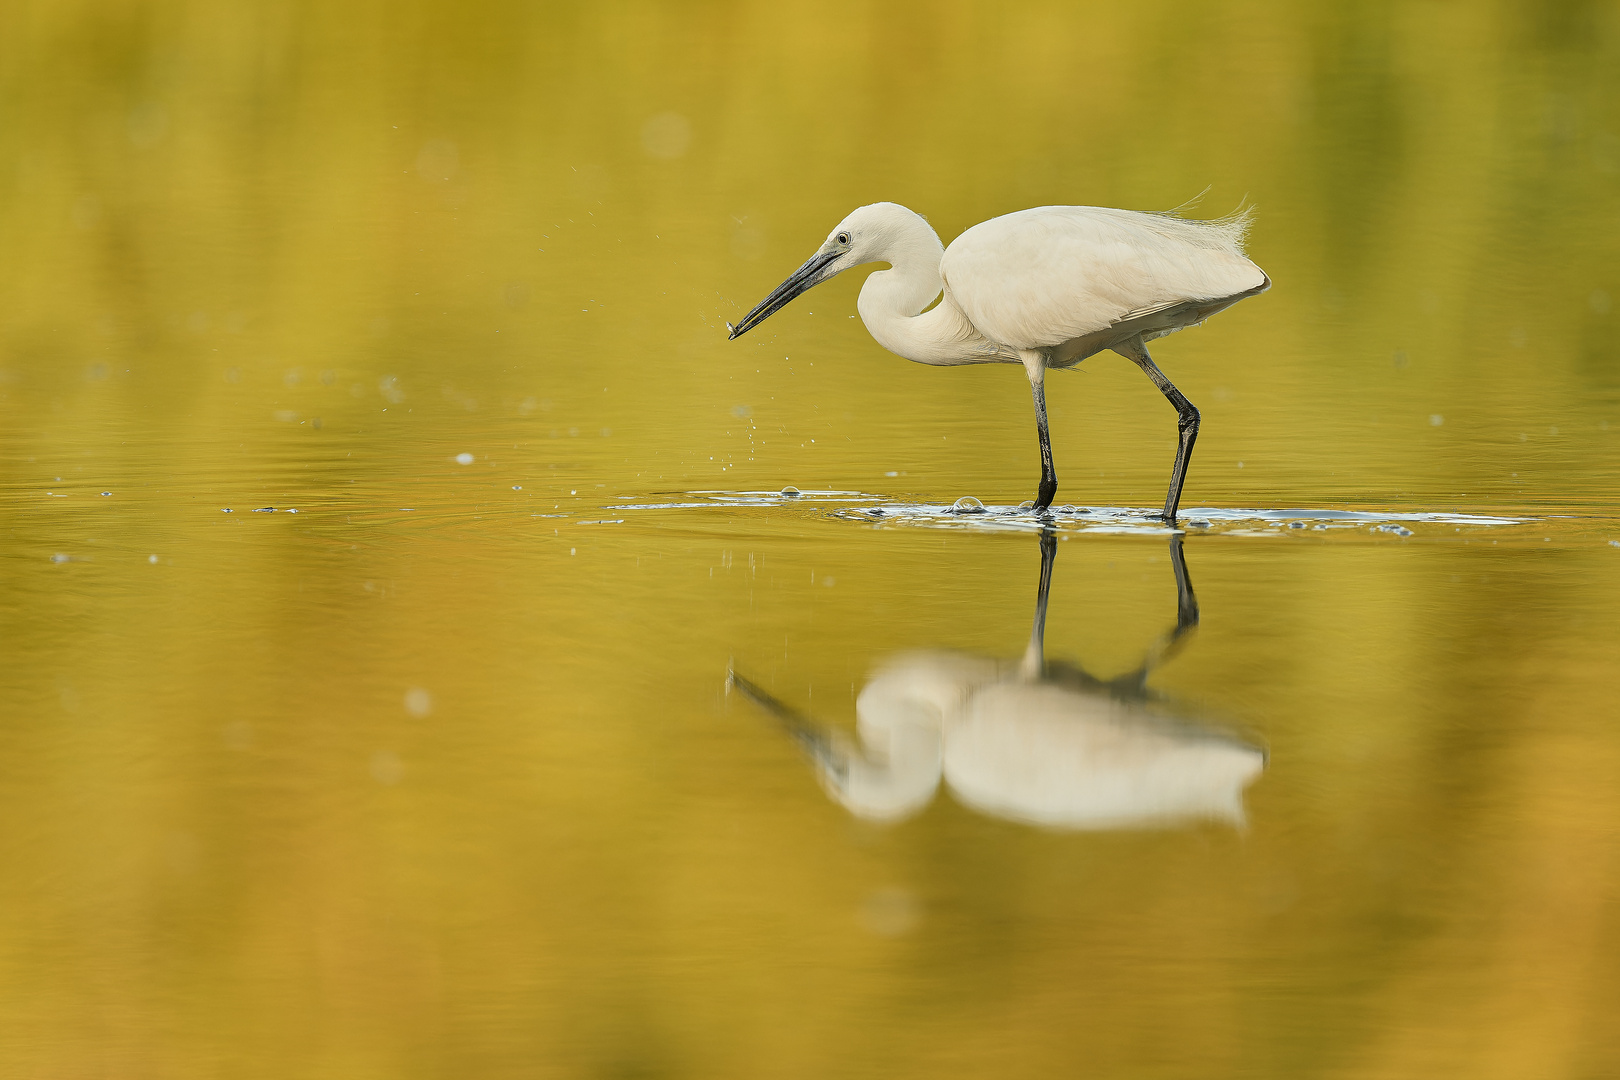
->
[1,1,1618,1076]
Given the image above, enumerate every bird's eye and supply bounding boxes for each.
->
[837,232,850,245]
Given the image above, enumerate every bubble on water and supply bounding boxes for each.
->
[148,554,159,563]
[1288,521,1306,529]
[127,102,169,147]
[951,496,985,514]
[641,111,691,160]
[455,452,475,464]
[370,751,404,785]
[868,508,885,517]
[221,508,232,513]
[101,491,111,497]
[1610,540,1619,547]
[50,553,71,563]
[780,486,801,497]
[253,507,274,513]
[884,471,898,477]
[404,687,433,718]
[859,887,920,938]
[1312,523,1328,530]
[1017,501,1036,511]
[415,139,458,181]
[1188,519,1212,528]
[1376,524,1414,536]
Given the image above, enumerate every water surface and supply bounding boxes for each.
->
[2,2,1619,1077]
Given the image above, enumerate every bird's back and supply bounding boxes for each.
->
[943,681,1265,829]
[940,205,1268,356]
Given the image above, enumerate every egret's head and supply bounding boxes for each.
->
[727,202,935,339]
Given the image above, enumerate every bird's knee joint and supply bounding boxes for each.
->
[1178,406,1201,431]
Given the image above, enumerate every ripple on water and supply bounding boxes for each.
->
[610,490,1538,541]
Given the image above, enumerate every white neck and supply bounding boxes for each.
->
[856,218,990,366]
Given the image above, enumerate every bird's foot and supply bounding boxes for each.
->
[1032,483,1057,515]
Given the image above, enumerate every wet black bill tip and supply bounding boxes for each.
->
[727,250,840,340]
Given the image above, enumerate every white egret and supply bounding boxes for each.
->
[728,202,1269,520]
[729,534,1265,830]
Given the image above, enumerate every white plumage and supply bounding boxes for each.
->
[729,535,1265,830]
[824,651,1265,829]
[942,206,1265,357]
[729,200,1270,519]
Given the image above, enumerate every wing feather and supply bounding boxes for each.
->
[940,206,1267,351]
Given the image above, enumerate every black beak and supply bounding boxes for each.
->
[727,250,842,339]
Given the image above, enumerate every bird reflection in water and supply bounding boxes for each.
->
[729,533,1264,829]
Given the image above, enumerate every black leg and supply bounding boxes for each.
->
[1112,533,1202,695]
[1019,528,1058,679]
[1031,379,1057,511]
[1167,533,1200,634]
[1118,338,1199,522]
